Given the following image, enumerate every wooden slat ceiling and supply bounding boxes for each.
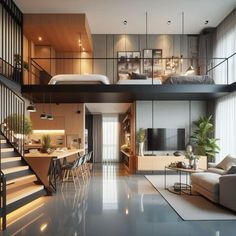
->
[23,14,93,52]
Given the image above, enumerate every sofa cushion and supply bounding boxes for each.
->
[191,172,220,195]
[226,165,236,174]
[207,167,227,175]
[216,155,236,171]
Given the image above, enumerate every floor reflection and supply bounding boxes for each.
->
[102,164,118,210]
[2,164,236,236]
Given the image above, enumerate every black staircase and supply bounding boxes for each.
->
[0,81,46,230]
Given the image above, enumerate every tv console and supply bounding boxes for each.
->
[136,155,207,171]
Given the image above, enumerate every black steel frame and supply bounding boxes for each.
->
[0,0,23,85]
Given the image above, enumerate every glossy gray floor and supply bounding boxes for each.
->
[2,164,236,236]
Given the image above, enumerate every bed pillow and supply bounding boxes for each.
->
[130,72,147,80]
[118,73,130,80]
[216,155,236,171]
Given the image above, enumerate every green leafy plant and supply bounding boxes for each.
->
[4,114,32,135]
[42,135,51,151]
[136,128,146,143]
[191,116,220,162]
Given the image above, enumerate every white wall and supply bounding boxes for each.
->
[136,100,206,154]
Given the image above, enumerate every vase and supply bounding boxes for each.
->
[138,142,144,156]
[189,159,193,168]
[193,159,198,170]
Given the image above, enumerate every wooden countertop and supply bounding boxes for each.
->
[25,149,84,159]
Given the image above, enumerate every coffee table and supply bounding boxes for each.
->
[164,166,204,195]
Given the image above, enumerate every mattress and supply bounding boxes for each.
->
[117,78,162,85]
[48,74,110,85]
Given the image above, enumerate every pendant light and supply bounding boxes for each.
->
[40,93,47,119]
[27,93,36,112]
[47,94,53,121]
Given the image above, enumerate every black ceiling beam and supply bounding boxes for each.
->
[21,84,231,103]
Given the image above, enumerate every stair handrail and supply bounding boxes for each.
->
[0,170,7,231]
[0,80,25,157]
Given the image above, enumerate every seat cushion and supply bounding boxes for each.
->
[216,155,236,171]
[191,172,221,200]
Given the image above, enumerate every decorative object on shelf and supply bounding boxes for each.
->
[173,151,182,156]
[184,144,194,167]
[41,134,51,153]
[191,115,220,162]
[136,128,146,156]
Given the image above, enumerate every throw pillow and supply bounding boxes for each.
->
[216,155,236,171]
[226,165,236,174]
[130,72,147,80]
[119,73,130,80]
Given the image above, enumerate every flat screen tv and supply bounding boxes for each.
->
[147,128,185,151]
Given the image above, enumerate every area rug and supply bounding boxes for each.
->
[145,175,236,221]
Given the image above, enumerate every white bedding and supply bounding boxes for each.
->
[117,78,162,85]
[48,74,110,85]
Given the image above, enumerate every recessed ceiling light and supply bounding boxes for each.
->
[38,36,42,41]
[167,20,171,25]
[205,20,209,25]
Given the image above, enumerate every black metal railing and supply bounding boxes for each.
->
[25,59,52,85]
[0,0,23,86]
[0,170,7,231]
[26,55,234,85]
[0,80,25,156]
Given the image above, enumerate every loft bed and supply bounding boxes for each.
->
[21,54,235,103]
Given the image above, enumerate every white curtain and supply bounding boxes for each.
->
[213,9,236,84]
[215,91,236,162]
[102,114,119,163]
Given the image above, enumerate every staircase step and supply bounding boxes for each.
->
[0,143,11,148]
[2,166,29,175]
[7,183,44,205]
[0,139,6,144]
[6,174,36,186]
[1,157,21,163]
[1,147,14,153]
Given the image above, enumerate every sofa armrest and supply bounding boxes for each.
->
[219,174,236,212]
[208,162,218,168]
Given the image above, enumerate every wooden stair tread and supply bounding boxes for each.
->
[1,157,21,163]
[1,148,14,153]
[0,139,6,143]
[7,183,44,205]
[2,166,29,175]
[6,174,36,185]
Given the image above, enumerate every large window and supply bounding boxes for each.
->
[102,114,119,163]
[213,9,236,84]
[215,92,236,162]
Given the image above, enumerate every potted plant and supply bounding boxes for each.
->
[136,128,146,156]
[191,116,220,162]
[41,134,51,153]
[4,114,32,141]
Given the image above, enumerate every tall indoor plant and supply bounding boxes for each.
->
[191,116,220,162]
[4,114,32,141]
[136,128,146,156]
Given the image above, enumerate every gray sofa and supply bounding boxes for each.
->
[191,155,236,212]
